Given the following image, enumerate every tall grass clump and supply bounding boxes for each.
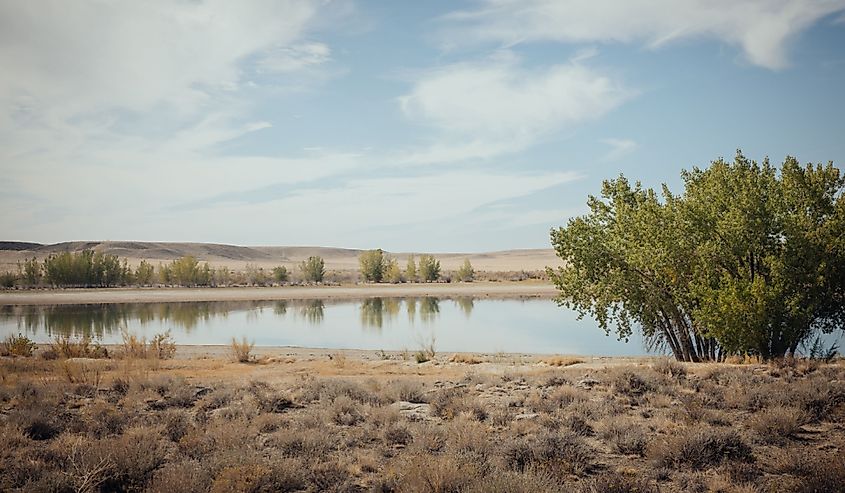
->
[118,330,177,359]
[414,334,436,363]
[48,335,109,359]
[1,333,37,357]
[231,337,255,363]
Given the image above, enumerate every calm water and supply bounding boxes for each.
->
[2,298,840,356]
[0,297,649,356]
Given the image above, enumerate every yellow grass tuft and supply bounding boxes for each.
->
[539,355,584,367]
[449,353,483,364]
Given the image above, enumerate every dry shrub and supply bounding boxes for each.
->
[389,452,479,492]
[599,419,648,456]
[86,401,127,437]
[45,434,115,492]
[649,427,752,470]
[579,473,659,493]
[540,355,584,367]
[10,406,64,440]
[150,330,177,359]
[61,360,104,387]
[549,386,589,407]
[788,378,845,422]
[50,335,109,359]
[429,387,469,419]
[148,460,212,493]
[299,377,384,406]
[653,358,687,379]
[99,427,173,492]
[611,369,657,397]
[210,460,306,493]
[120,330,149,359]
[767,448,845,493]
[563,414,594,436]
[230,336,255,363]
[450,353,483,364]
[464,470,564,493]
[162,409,195,442]
[1,333,36,357]
[329,395,366,426]
[249,382,297,413]
[748,406,805,443]
[502,432,596,476]
[268,426,338,460]
[329,352,347,368]
[385,379,427,403]
[384,423,413,446]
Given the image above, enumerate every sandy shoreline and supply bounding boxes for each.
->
[0,281,557,305]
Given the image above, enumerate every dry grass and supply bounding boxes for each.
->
[45,335,108,359]
[0,354,843,492]
[539,355,584,367]
[229,336,255,363]
[449,352,483,364]
[1,333,36,357]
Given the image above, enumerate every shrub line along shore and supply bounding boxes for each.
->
[0,280,557,305]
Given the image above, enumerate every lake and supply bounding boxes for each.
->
[3,297,841,357]
[0,297,649,356]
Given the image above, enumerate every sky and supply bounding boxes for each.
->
[2,0,845,252]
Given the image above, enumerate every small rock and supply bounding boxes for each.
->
[576,378,600,389]
[390,401,433,421]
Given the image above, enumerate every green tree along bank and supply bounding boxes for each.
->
[300,256,325,283]
[418,255,441,282]
[548,152,845,362]
[358,249,386,282]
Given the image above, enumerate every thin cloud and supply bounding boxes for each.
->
[601,138,638,161]
[442,0,845,70]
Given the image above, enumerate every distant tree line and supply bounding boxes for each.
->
[0,249,541,289]
[1,250,322,288]
[357,249,478,284]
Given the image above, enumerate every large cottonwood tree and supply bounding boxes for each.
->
[548,152,844,361]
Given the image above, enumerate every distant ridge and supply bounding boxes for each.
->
[0,242,44,251]
[0,241,560,272]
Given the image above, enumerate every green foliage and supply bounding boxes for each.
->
[19,257,42,286]
[244,263,269,286]
[134,260,155,286]
[681,154,845,359]
[405,255,417,282]
[548,151,845,361]
[359,249,386,282]
[385,258,403,284]
[272,266,289,283]
[456,259,475,282]
[0,271,17,288]
[300,256,325,283]
[42,250,130,287]
[160,256,211,287]
[418,255,441,282]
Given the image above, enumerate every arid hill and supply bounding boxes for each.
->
[0,241,561,273]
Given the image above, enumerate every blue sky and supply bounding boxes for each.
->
[2,1,844,252]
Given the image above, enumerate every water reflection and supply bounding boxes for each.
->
[0,297,667,355]
[360,298,402,330]
[0,297,456,339]
[4,301,257,339]
[419,297,440,324]
[454,297,474,318]
[297,300,325,325]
